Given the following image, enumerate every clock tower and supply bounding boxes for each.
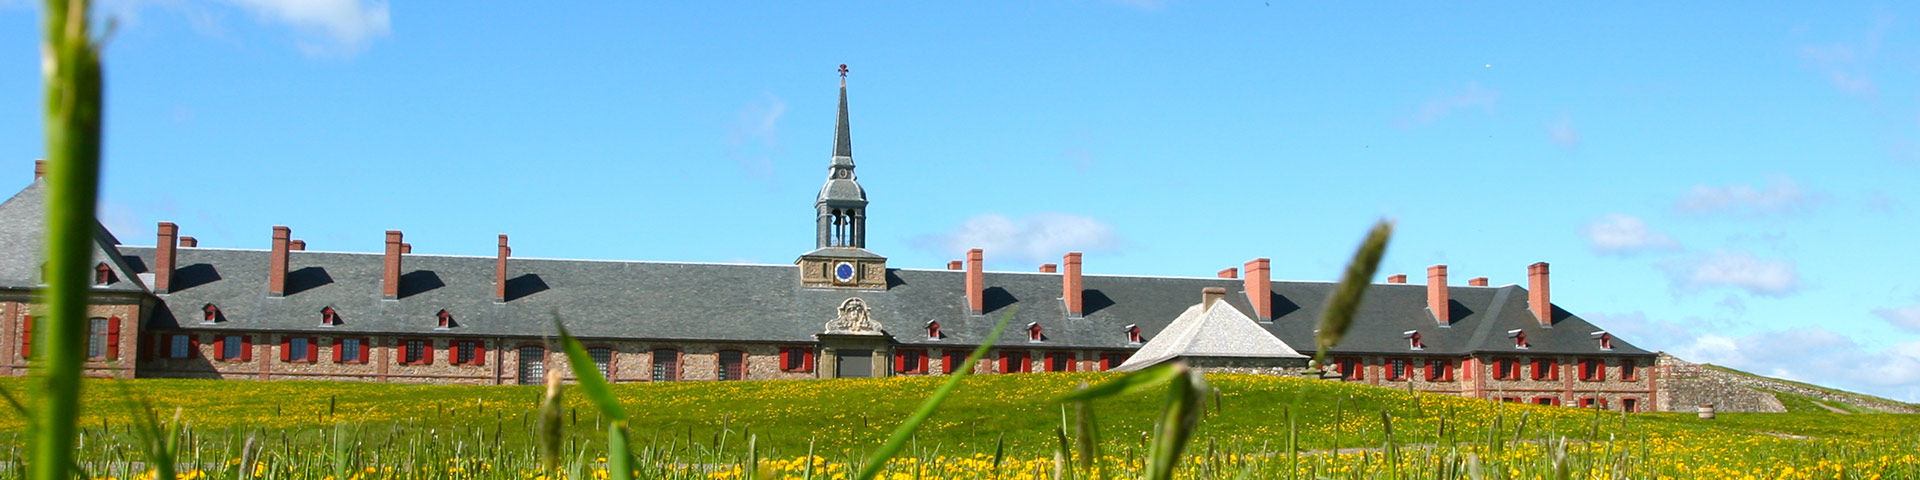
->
[797,65,888,289]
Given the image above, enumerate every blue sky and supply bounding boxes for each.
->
[1,1,1917,401]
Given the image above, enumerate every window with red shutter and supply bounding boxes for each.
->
[1579,358,1604,381]
[1045,352,1073,372]
[1532,358,1559,381]
[1387,358,1409,380]
[1000,351,1028,373]
[1099,352,1128,371]
[1621,361,1638,381]
[1337,357,1363,380]
[106,317,121,360]
[895,349,928,374]
[1426,359,1453,381]
[944,350,966,374]
[19,315,31,358]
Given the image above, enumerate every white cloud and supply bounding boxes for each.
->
[914,213,1119,267]
[220,0,389,55]
[1548,115,1579,148]
[1580,213,1678,254]
[1674,175,1822,216]
[1873,304,1920,332]
[1397,82,1499,127]
[1795,13,1890,97]
[726,93,787,184]
[1661,251,1800,297]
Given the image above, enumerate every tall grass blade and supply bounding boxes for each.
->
[1056,363,1180,403]
[1141,363,1208,480]
[1313,220,1394,365]
[852,307,1016,480]
[553,315,634,480]
[33,1,106,480]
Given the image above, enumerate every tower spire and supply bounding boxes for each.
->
[834,64,853,160]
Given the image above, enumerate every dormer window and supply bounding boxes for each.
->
[1027,322,1044,343]
[926,320,942,340]
[436,310,456,330]
[201,304,221,324]
[1508,329,1528,349]
[1125,324,1142,345]
[1404,330,1423,350]
[1591,331,1613,350]
[320,307,339,327]
[93,263,114,286]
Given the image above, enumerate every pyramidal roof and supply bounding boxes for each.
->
[1114,298,1306,371]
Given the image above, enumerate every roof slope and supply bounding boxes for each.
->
[1114,300,1305,371]
[0,180,147,293]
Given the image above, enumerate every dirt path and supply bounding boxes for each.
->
[1810,401,1852,414]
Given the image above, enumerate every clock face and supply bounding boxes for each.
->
[834,262,856,283]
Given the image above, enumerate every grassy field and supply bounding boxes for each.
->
[2,373,1916,479]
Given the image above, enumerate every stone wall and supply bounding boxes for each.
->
[1653,353,1917,413]
[2,298,144,379]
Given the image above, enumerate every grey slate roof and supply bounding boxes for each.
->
[107,243,1652,357]
[0,180,148,293]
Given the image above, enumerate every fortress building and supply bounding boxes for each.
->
[0,70,1662,411]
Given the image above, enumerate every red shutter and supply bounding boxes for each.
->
[281,337,292,362]
[358,339,370,364]
[473,342,486,366]
[779,349,791,371]
[332,339,343,363]
[919,352,930,373]
[106,317,122,360]
[893,350,906,373]
[422,341,434,365]
[307,339,319,363]
[139,332,154,361]
[943,351,957,374]
[188,335,200,359]
[214,336,226,361]
[397,341,410,365]
[803,349,815,372]
[240,336,253,361]
[18,316,30,358]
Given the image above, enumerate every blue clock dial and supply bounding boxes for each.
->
[834,262,856,282]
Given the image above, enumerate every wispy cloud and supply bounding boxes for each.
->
[1660,251,1801,297]
[1580,213,1679,255]
[1795,12,1891,97]
[1674,175,1823,216]
[1874,304,1920,332]
[1397,82,1499,127]
[727,93,788,185]
[913,213,1119,267]
[221,0,390,55]
[1548,115,1580,148]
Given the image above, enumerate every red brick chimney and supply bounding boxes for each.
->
[966,249,985,315]
[1468,277,1488,287]
[1063,252,1084,318]
[400,243,412,254]
[1243,258,1272,321]
[1217,268,1238,279]
[33,159,46,180]
[268,226,291,297]
[289,240,306,251]
[1427,264,1449,326]
[1387,274,1407,284]
[383,230,404,299]
[493,234,510,303]
[1528,262,1551,326]
[947,260,962,270]
[1038,263,1057,273]
[154,222,178,294]
[179,236,197,247]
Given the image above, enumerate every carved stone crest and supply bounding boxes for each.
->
[823,297,883,335]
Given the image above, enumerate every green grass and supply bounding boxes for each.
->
[3,373,1914,458]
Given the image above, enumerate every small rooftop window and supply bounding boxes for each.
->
[1125,324,1142,345]
[1027,322,1044,343]
[1590,331,1613,350]
[320,306,339,327]
[201,304,221,324]
[436,309,456,330]
[94,263,114,286]
[926,320,942,340]
[1508,329,1528,349]
[1404,330,1423,350]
